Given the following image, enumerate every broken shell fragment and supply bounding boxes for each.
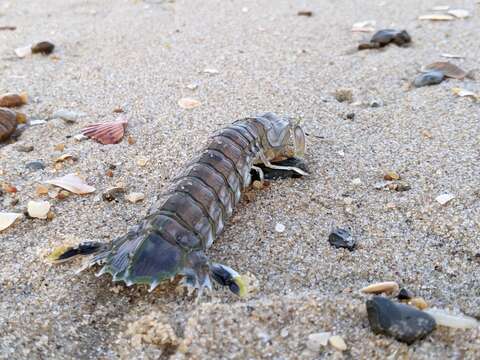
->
[361,281,399,295]
[178,98,201,109]
[81,117,128,145]
[15,45,32,58]
[328,335,347,351]
[423,308,479,329]
[0,108,18,142]
[45,173,95,195]
[31,41,55,55]
[0,212,22,232]
[27,200,51,219]
[435,193,455,205]
[0,92,28,107]
[125,192,145,203]
[451,88,479,101]
[418,14,455,21]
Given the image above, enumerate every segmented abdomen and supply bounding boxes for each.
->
[145,118,266,251]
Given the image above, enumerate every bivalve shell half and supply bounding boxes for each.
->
[82,117,128,145]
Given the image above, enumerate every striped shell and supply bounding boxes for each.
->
[81,117,128,145]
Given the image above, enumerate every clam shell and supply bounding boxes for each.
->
[82,117,127,145]
[422,62,467,79]
[45,173,95,195]
[0,108,18,141]
[0,212,22,232]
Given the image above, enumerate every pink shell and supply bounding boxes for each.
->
[81,117,127,145]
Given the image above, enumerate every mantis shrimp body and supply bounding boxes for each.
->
[49,112,307,296]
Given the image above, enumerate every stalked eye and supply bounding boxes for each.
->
[210,264,231,286]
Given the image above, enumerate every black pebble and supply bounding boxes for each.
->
[346,112,355,120]
[328,228,356,251]
[366,296,436,344]
[371,29,411,47]
[398,288,414,300]
[414,70,445,87]
[25,160,45,171]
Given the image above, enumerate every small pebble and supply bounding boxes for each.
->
[370,100,384,108]
[125,192,145,203]
[52,109,84,123]
[409,297,428,310]
[423,308,479,329]
[73,134,88,142]
[345,112,355,120]
[35,185,49,196]
[275,223,285,233]
[351,178,362,186]
[334,89,353,103]
[25,161,45,171]
[366,296,436,344]
[370,29,411,47]
[27,200,51,219]
[328,228,356,251]
[14,144,34,153]
[102,187,125,202]
[414,70,445,87]
[31,41,55,55]
[306,332,330,351]
[397,288,414,300]
[384,171,400,181]
[361,281,399,295]
[328,335,347,351]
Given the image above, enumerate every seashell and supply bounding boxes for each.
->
[0,213,22,232]
[361,281,399,294]
[178,98,201,109]
[424,308,479,329]
[418,14,455,21]
[45,173,95,195]
[81,117,127,145]
[0,108,18,142]
[125,192,145,203]
[0,92,28,107]
[31,41,55,55]
[15,45,32,58]
[422,62,467,79]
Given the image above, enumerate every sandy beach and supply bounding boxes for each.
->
[1,0,479,358]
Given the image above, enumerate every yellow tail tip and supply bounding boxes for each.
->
[46,245,73,263]
[234,275,248,298]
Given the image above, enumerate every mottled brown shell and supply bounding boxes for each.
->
[0,92,28,108]
[0,108,18,141]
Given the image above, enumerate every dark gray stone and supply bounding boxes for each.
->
[25,161,45,171]
[398,288,414,300]
[414,70,445,87]
[328,228,356,251]
[366,296,436,344]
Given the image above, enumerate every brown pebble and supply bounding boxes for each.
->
[35,185,49,196]
[0,92,28,108]
[54,143,65,152]
[2,183,17,193]
[384,171,400,181]
[334,89,353,103]
[409,297,428,310]
[127,136,136,145]
[105,169,114,177]
[56,190,70,200]
[46,211,55,221]
[31,41,55,55]
[113,107,124,113]
[297,10,313,17]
